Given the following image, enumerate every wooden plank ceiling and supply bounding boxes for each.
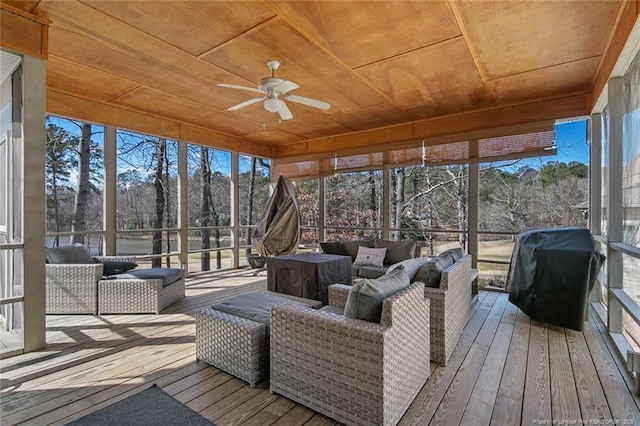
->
[2,0,630,158]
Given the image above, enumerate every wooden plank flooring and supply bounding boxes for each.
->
[2,269,640,425]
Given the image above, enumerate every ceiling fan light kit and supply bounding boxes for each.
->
[217,59,330,121]
[264,94,284,112]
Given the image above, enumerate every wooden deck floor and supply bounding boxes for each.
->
[2,270,640,425]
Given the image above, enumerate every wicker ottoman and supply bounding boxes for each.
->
[195,292,321,387]
[97,268,185,314]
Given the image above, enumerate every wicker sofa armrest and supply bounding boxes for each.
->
[439,254,472,290]
[379,282,428,328]
[45,263,104,314]
[328,284,352,308]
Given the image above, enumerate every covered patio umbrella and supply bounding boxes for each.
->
[254,175,301,257]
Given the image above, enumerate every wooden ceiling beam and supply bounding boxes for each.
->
[274,93,589,159]
[47,89,274,158]
[0,2,50,59]
[590,0,639,108]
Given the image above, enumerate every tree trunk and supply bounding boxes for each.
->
[246,157,257,256]
[393,168,405,240]
[152,139,166,268]
[50,159,60,246]
[70,123,91,245]
[164,149,171,267]
[200,147,211,271]
[368,171,378,229]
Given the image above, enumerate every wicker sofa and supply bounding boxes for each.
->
[389,250,473,365]
[45,250,135,314]
[320,238,419,279]
[45,244,184,315]
[270,282,430,426]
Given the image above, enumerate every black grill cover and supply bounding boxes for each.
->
[507,227,605,331]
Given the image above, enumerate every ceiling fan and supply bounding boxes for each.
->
[217,60,330,121]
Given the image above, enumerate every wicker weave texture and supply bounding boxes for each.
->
[195,308,268,387]
[328,284,351,308]
[46,264,103,314]
[424,254,472,365]
[97,277,185,314]
[270,283,430,426]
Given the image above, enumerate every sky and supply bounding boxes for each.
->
[553,119,589,164]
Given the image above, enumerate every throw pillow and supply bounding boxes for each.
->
[353,247,386,267]
[101,261,138,276]
[414,254,455,288]
[344,267,410,322]
[320,242,344,255]
[46,244,95,264]
[374,239,417,265]
[440,247,464,261]
[341,238,374,260]
[386,257,431,282]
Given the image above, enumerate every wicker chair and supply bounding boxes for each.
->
[270,282,430,426]
[423,254,473,365]
[45,256,134,314]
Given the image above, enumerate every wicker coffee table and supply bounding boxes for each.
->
[195,291,321,387]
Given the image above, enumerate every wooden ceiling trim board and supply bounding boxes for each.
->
[443,0,495,105]
[351,35,461,71]
[47,89,273,158]
[196,16,279,59]
[274,94,588,159]
[259,0,409,113]
[590,0,639,108]
[180,124,274,158]
[107,84,144,103]
[1,2,49,24]
[486,55,602,82]
[412,94,589,139]
[274,120,555,164]
[0,0,41,14]
[0,3,49,59]
[487,57,601,105]
[47,89,181,139]
[47,54,141,102]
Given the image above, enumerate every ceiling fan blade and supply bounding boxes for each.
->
[285,94,330,111]
[217,83,264,95]
[227,97,263,111]
[273,80,299,94]
[278,101,293,120]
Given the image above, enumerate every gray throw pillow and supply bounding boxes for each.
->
[344,266,410,322]
[320,242,344,255]
[440,247,464,261]
[101,261,138,276]
[341,238,374,260]
[374,239,417,265]
[46,244,95,264]
[414,254,455,288]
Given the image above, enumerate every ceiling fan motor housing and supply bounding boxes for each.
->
[259,77,284,93]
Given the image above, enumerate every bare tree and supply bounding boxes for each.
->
[70,123,92,244]
[152,139,166,268]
